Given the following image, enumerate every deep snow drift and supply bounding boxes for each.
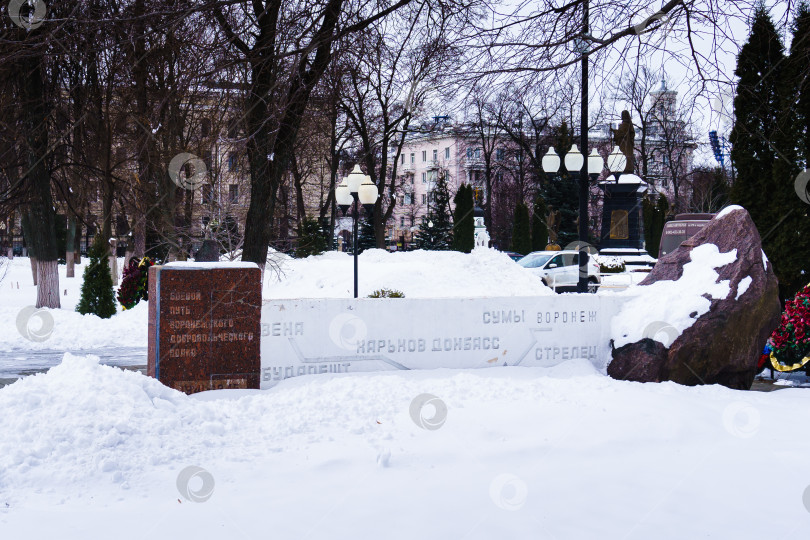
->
[1,354,809,539]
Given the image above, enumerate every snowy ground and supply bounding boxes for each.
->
[1,354,810,539]
[3,251,810,538]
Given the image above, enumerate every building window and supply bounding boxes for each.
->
[445,147,450,159]
[401,154,405,164]
[201,118,211,138]
[422,172,427,183]
[229,184,239,203]
[433,149,438,161]
[228,152,238,172]
[496,148,505,161]
[400,217,405,227]
[422,150,427,162]
[467,147,473,159]
[202,184,213,204]
[410,216,415,227]
[475,148,481,158]
[422,194,426,204]
[410,153,415,164]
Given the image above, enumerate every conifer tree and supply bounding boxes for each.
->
[642,195,669,258]
[356,211,377,254]
[510,202,532,255]
[76,237,117,319]
[542,122,579,246]
[531,195,548,251]
[729,6,784,231]
[768,1,810,296]
[451,183,475,253]
[414,170,453,250]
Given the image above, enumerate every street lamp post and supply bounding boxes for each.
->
[541,145,604,292]
[336,164,379,298]
[607,146,627,182]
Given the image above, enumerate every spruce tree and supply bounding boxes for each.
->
[541,122,579,246]
[729,6,785,232]
[531,195,548,251]
[413,170,453,250]
[768,1,810,296]
[76,237,117,319]
[356,211,377,254]
[510,202,532,255]
[793,2,810,163]
[295,218,329,258]
[451,183,475,253]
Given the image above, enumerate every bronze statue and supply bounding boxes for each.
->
[610,110,635,174]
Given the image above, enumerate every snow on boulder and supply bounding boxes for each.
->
[608,206,780,389]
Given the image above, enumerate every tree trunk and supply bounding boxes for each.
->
[22,54,60,308]
[66,217,76,278]
[74,227,82,265]
[36,260,60,309]
[109,238,118,285]
[30,257,38,286]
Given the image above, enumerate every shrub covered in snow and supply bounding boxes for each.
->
[368,288,405,298]
[597,256,626,274]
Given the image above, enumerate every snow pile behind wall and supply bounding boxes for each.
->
[264,247,553,299]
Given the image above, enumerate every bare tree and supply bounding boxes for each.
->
[340,1,463,248]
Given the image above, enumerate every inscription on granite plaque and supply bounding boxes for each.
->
[148,263,261,394]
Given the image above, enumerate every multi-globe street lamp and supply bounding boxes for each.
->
[607,146,628,181]
[540,144,605,293]
[335,164,379,298]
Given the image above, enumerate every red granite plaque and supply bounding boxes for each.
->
[147,263,261,394]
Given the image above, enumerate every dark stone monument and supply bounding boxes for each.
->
[148,262,261,394]
[194,239,220,262]
[608,206,781,390]
[598,176,647,250]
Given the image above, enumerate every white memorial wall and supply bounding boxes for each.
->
[259,295,633,388]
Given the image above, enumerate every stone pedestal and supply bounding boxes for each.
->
[148,262,261,394]
[598,175,647,250]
